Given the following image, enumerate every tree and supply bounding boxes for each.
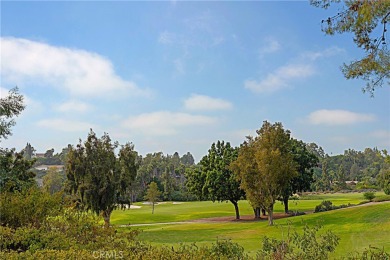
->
[336,163,347,189]
[144,181,161,214]
[310,0,390,95]
[42,166,65,194]
[280,139,319,213]
[198,141,245,220]
[0,87,25,141]
[117,142,139,205]
[44,148,55,158]
[0,149,36,192]
[22,143,36,160]
[320,160,332,191]
[378,149,390,195]
[65,130,138,227]
[162,167,174,201]
[181,152,195,165]
[185,165,206,200]
[232,121,298,226]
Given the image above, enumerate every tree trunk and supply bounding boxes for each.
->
[261,207,266,216]
[102,208,112,228]
[283,196,289,214]
[152,202,155,214]
[230,200,240,220]
[253,207,261,219]
[267,205,274,226]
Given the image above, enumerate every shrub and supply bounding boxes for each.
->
[314,200,353,213]
[314,200,334,212]
[384,183,390,195]
[363,192,376,201]
[0,187,63,228]
[372,194,390,202]
[258,224,339,260]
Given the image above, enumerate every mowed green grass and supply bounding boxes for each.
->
[111,192,368,225]
[112,192,390,258]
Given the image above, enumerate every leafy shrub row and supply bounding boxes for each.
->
[314,200,354,213]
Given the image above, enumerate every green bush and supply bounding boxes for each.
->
[363,192,376,201]
[314,200,334,212]
[384,183,390,195]
[314,200,354,213]
[258,224,339,260]
[0,187,63,228]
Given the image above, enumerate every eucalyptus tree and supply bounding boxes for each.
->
[232,121,297,226]
[65,130,138,227]
[199,141,245,220]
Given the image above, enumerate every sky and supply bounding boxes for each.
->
[1,1,389,162]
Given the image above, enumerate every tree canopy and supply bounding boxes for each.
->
[65,130,138,227]
[0,87,25,141]
[144,181,161,214]
[0,149,36,192]
[191,141,244,219]
[310,0,390,95]
[232,121,298,225]
[280,139,319,213]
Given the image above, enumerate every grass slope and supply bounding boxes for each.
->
[111,192,368,225]
[113,193,390,258]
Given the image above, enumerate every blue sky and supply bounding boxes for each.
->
[1,1,389,161]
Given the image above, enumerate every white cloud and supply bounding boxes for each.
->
[37,119,97,132]
[259,38,281,57]
[302,46,345,61]
[56,100,92,113]
[246,46,344,94]
[245,64,315,93]
[307,109,376,125]
[1,37,150,98]
[158,31,176,44]
[184,94,232,111]
[121,111,217,136]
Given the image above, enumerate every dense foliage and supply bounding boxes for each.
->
[311,148,390,192]
[0,149,36,192]
[232,121,298,225]
[187,140,245,219]
[0,87,25,141]
[310,0,390,95]
[65,130,139,227]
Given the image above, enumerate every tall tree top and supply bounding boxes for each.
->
[311,0,390,95]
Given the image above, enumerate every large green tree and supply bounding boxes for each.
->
[198,141,245,220]
[232,121,297,226]
[310,0,390,95]
[185,165,206,200]
[117,142,140,204]
[0,87,25,141]
[280,139,319,213]
[65,130,138,227]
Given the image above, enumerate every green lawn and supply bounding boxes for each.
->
[112,192,390,258]
[111,192,370,225]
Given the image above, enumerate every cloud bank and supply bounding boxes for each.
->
[184,94,232,111]
[1,37,149,98]
[307,109,376,125]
